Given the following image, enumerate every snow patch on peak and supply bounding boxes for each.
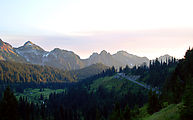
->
[24,41,34,46]
[43,52,50,57]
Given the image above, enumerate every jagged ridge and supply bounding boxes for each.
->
[0,39,173,70]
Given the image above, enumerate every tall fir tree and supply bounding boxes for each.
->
[147,90,161,114]
[0,87,19,120]
[180,77,193,120]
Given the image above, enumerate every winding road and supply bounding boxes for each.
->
[116,73,160,94]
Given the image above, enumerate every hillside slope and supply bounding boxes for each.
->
[0,60,75,83]
[0,39,26,62]
[71,63,109,80]
[0,61,109,83]
[89,75,148,99]
[142,104,181,120]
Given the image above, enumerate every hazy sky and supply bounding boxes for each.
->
[1,0,193,59]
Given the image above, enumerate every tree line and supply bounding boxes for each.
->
[0,60,75,83]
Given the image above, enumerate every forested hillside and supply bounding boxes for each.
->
[161,48,193,120]
[0,48,192,120]
[0,60,75,83]
[71,63,109,80]
[120,58,177,88]
[134,48,193,120]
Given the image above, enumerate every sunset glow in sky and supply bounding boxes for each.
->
[1,0,193,59]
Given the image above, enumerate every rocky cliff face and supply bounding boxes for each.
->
[0,39,26,62]
[42,48,84,70]
[112,51,149,67]
[83,50,119,67]
[15,41,46,64]
[84,50,149,68]
[15,41,84,70]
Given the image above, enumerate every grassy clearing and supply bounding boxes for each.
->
[15,88,65,104]
[90,75,148,95]
[142,104,181,120]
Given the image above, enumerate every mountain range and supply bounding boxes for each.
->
[0,39,173,70]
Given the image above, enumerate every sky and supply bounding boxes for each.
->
[1,0,193,59]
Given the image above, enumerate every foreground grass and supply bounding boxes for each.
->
[15,88,65,104]
[141,103,181,120]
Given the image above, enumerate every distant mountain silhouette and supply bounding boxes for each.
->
[0,39,173,70]
[83,50,149,68]
[158,54,173,63]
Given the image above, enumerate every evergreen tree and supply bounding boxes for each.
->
[59,106,65,120]
[40,103,46,120]
[109,103,123,120]
[0,71,3,81]
[40,94,44,100]
[147,90,161,114]
[95,108,102,120]
[16,73,20,82]
[123,105,131,120]
[0,87,19,120]
[119,67,123,73]
[180,77,193,120]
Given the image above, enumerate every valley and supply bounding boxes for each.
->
[1,1,192,119]
[0,39,192,120]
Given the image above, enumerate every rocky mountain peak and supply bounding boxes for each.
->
[24,41,34,46]
[90,52,98,57]
[116,50,129,56]
[100,50,108,55]
[19,41,45,52]
[158,54,173,62]
[52,48,62,52]
[0,39,4,46]
[0,39,13,50]
[0,39,26,62]
[0,38,172,70]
